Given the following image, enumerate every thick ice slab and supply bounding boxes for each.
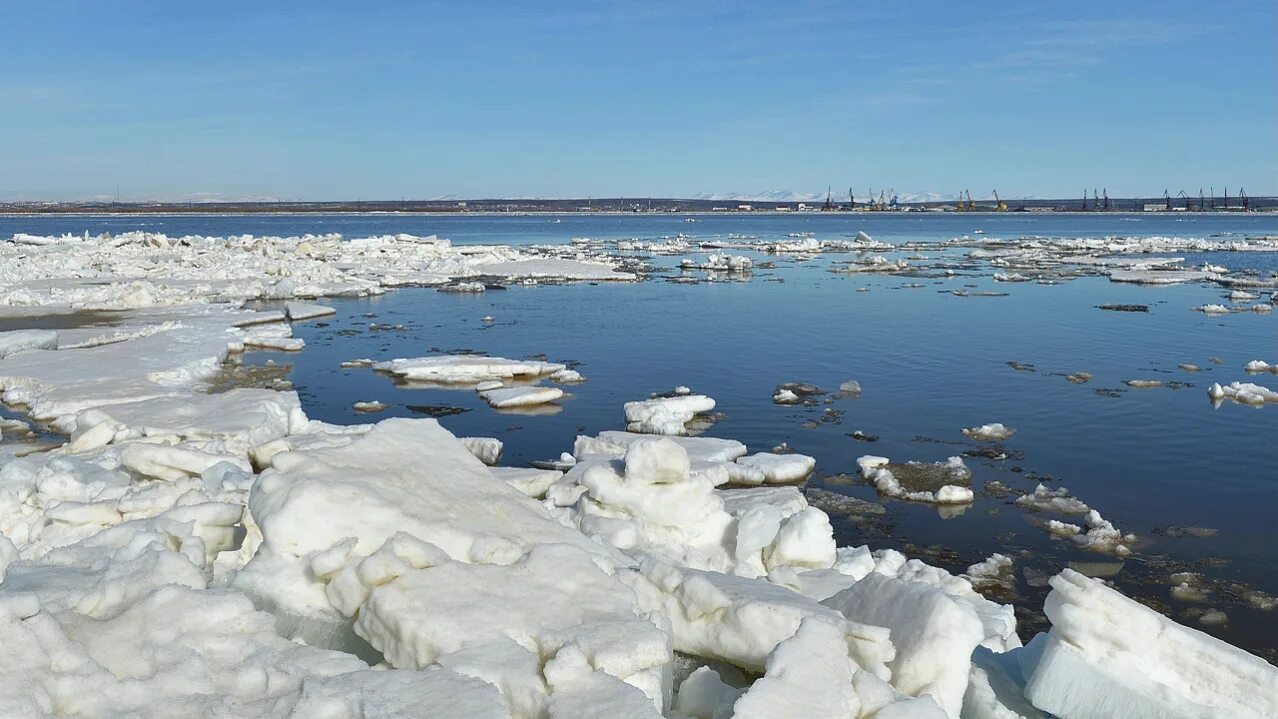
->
[1023,569,1278,719]
[374,355,566,384]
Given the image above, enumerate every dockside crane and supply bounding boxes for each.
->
[1199,189,1205,212]
[1177,190,1191,211]
[1210,187,1216,210]
[1163,190,1172,211]
[1240,188,1249,211]
[1081,190,1088,211]
[1223,187,1229,210]
[955,191,966,212]
[992,190,1007,211]
[822,186,834,211]
[1102,189,1110,211]
[848,188,855,210]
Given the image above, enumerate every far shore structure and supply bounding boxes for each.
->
[0,227,1276,717]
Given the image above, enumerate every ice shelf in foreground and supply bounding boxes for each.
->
[1023,569,1278,719]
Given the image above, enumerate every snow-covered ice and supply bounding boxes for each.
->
[961,423,1016,441]
[373,355,567,384]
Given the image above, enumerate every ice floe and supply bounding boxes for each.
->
[373,355,566,384]
[857,455,974,505]
[961,423,1016,441]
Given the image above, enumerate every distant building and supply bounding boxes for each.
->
[775,205,790,211]
[797,203,808,211]
[737,204,754,211]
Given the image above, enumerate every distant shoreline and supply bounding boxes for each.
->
[2,196,1275,216]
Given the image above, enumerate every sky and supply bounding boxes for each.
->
[1,0,1275,201]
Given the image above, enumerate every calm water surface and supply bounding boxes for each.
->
[6,212,1277,656]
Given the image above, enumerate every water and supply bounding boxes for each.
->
[5,212,1278,657]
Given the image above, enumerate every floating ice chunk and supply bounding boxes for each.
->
[1015,484,1090,514]
[993,272,1029,282]
[1196,303,1231,315]
[962,423,1016,441]
[550,368,586,383]
[734,452,816,485]
[1108,269,1212,285]
[623,394,716,435]
[1023,569,1278,719]
[1208,381,1278,406]
[243,323,306,351]
[857,455,973,505]
[353,400,388,413]
[440,281,487,293]
[341,357,374,368]
[839,379,862,395]
[373,355,566,384]
[0,329,58,358]
[964,554,1016,594]
[772,388,800,404]
[1230,290,1259,301]
[1244,359,1276,374]
[479,385,564,408]
[284,301,336,321]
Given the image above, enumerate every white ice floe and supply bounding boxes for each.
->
[479,385,564,408]
[733,452,817,485]
[1196,303,1232,314]
[1015,484,1090,514]
[284,301,337,321]
[373,355,566,384]
[1023,569,1278,719]
[857,455,974,505]
[353,400,388,413]
[1244,359,1277,374]
[1208,381,1278,406]
[961,423,1016,441]
[623,394,716,435]
[1042,509,1136,556]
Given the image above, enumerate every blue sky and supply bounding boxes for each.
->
[2,0,1274,201]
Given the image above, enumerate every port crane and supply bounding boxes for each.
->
[1081,190,1088,211]
[1163,190,1172,211]
[1177,190,1191,211]
[822,186,834,211]
[992,190,1007,212]
[848,188,856,210]
[1240,188,1249,211]
[1102,188,1110,211]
